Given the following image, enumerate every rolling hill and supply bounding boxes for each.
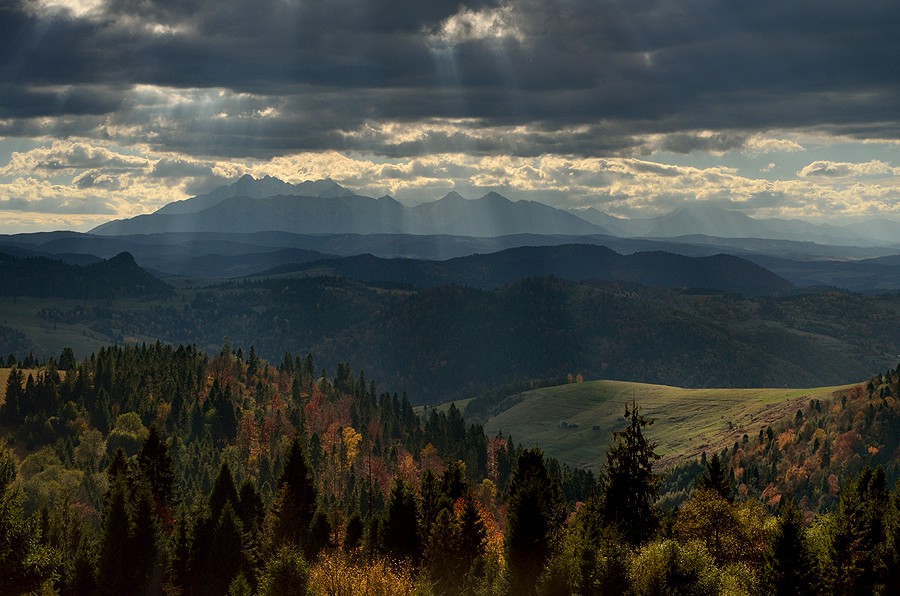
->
[0,251,172,299]
[474,379,856,470]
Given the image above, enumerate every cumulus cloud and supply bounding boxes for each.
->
[0,141,149,176]
[745,136,805,154]
[798,160,895,178]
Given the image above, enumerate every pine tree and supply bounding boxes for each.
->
[131,479,164,594]
[209,461,240,520]
[382,476,420,564]
[258,544,309,596]
[697,452,732,501]
[602,401,661,545]
[202,503,248,596]
[770,499,816,596]
[505,448,565,596]
[97,480,134,595]
[830,465,890,594]
[137,427,176,515]
[1,367,23,425]
[268,438,318,556]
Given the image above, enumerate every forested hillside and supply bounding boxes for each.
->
[3,344,900,594]
[0,251,173,299]
[11,276,900,403]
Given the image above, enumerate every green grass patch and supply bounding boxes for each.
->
[483,380,856,472]
[0,296,171,359]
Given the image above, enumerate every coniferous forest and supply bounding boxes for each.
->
[3,343,900,594]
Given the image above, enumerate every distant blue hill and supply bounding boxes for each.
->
[256,243,795,296]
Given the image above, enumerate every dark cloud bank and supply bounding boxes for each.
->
[1,0,898,158]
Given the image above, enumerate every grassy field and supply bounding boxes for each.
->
[483,380,857,471]
[0,296,171,360]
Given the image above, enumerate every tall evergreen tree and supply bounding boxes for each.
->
[268,438,318,556]
[382,476,420,565]
[209,461,239,520]
[257,544,309,596]
[697,452,732,501]
[137,427,177,515]
[505,448,565,596]
[97,480,134,595]
[131,480,164,594]
[1,367,23,425]
[830,465,890,594]
[770,499,816,596]
[602,401,661,545]
[201,503,248,596]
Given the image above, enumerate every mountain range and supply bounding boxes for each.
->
[93,176,608,237]
[2,175,900,291]
[93,175,900,247]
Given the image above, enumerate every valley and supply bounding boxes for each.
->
[3,175,900,594]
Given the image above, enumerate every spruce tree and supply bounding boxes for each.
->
[97,480,134,595]
[602,401,661,545]
[209,461,239,520]
[382,476,420,564]
[770,499,816,596]
[137,427,176,514]
[830,465,890,594]
[268,438,318,556]
[202,503,248,596]
[697,452,732,501]
[505,448,565,596]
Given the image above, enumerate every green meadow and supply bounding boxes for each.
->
[482,379,856,471]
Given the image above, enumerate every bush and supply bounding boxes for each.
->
[629,539,718,596]
[258,544,309,596]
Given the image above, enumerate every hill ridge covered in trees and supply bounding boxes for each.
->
[256,243,794,295]
[3,343,900,593]
[0,250,172,299]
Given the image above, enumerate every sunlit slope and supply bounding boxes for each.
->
[482,380,856,471]
[0,368,56,405]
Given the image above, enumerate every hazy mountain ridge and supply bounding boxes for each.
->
[574,204,900,247]
[92,177,609,237]
[93,176,900,248]
[156,174,353,214]
[259,243,794,295]
[3,174,898,290]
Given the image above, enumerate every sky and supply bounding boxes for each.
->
[1,0,899,233]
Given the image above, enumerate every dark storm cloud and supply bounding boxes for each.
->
[0,85,123,118]
[2,0,899,157]
[658,133,750,155]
